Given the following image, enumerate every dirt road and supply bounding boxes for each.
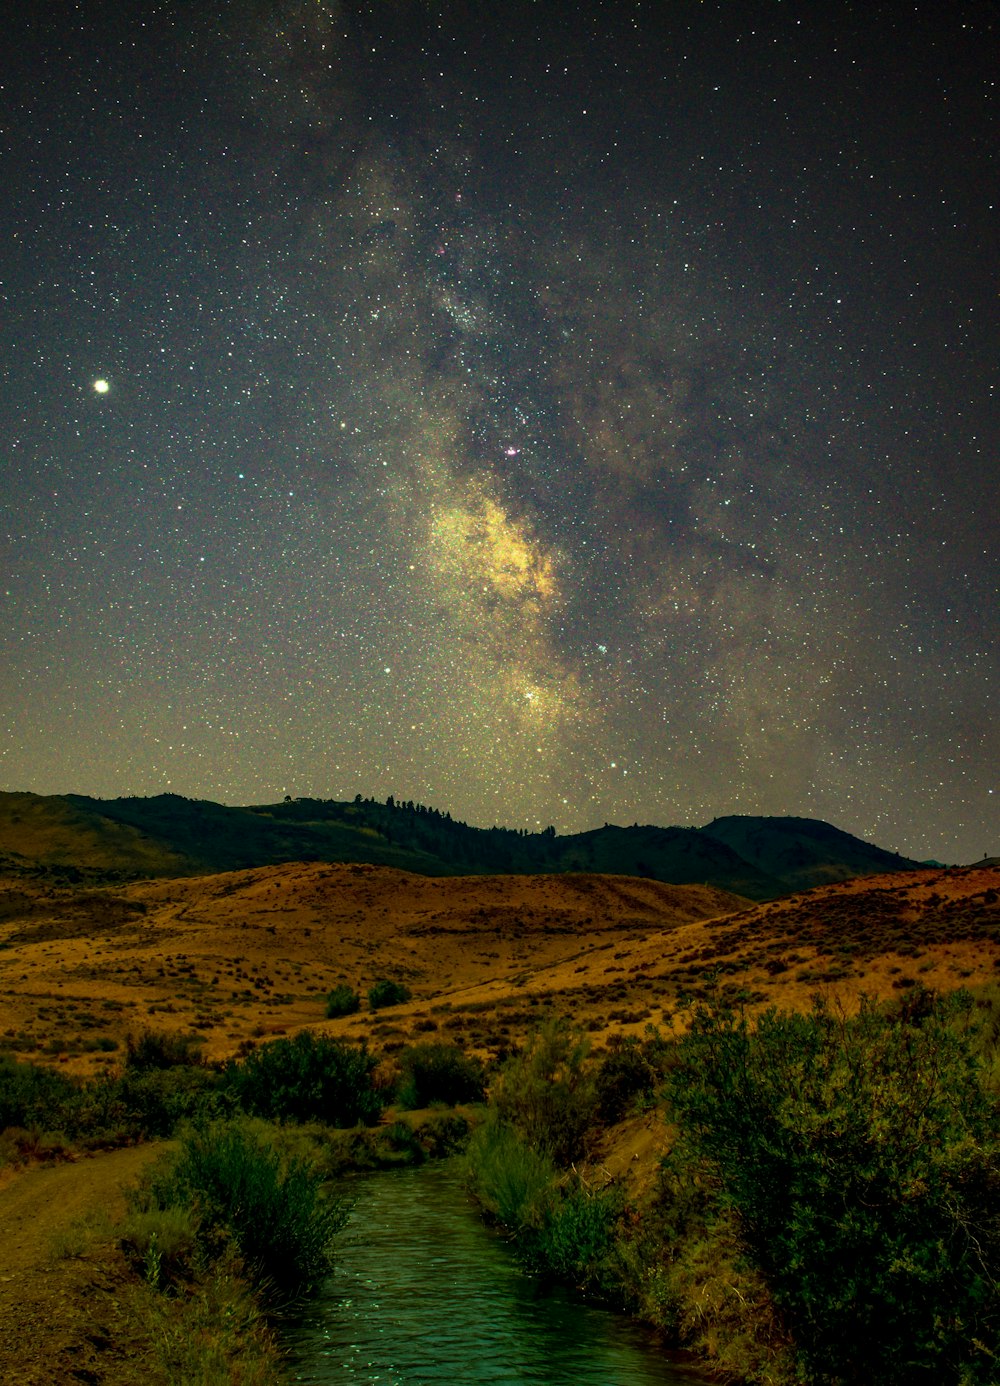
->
[0,1144,165,1385]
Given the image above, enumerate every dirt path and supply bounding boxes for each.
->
[0,1144,167,1384]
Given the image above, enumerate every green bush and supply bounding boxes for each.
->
[466,1118,622,1292]
[368,978,411,1010]
[491,1017,597,1165]
[125,1029,205,1071]
[325,984,361,1019]
[594,1036,658,1123]
[0,1056,77,1132]
[96,1065,226,1138]
[666,994,1000,1384]
[225,1029,383,1126]
[413,1109,472,1159]
[396,1042,485,1109]
[537,1180,623,1293]
[143,1121,348,1299]
[0,1048,226,1148]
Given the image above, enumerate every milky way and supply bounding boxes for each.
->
[1,2,996,861]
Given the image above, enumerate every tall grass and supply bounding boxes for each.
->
[465,1117,556,1232]
[126,1257,282,1386]
[465,1115,624,1294]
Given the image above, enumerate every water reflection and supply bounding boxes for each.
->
[287,1162,704,1385]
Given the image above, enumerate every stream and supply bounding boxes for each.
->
[286,1161,706,1385]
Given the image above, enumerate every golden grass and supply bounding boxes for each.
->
[0,861,996,1073]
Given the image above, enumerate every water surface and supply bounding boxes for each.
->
[287,1162,705,1385]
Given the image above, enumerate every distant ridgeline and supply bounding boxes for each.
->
[0,790,921,900]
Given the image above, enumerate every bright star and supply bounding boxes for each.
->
[92,379,110,394]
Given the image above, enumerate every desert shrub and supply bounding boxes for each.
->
[225,1029,383,1126]
[383,1119,425,1162]
[395,1042,485,1109]
[0,1049,227,1148]
[491,1017,597,1165]
[666,994,1000,1385]
[325,984,361,1019]
[126,1029,205,1071]
[104,1065,227,1138]
[293,1110,472,1176]
[142,1120,348,1299]
[368,978,411,1010]
[0,1056,77,1132]
[413,1109,471,1158]
[594,1036,658,1123]
[317,1123,419,1174]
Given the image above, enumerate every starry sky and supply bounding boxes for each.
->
[1,2,997,862]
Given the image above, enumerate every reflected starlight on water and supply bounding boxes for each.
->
[287,1164,703,1385]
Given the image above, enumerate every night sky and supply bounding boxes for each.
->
[2,2,996,863]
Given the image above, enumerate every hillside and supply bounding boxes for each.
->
[0,864,747,1070]
[0,859,996,1074]
[0,792,190,880]
[701,814,912,892]
[0,791,924,899]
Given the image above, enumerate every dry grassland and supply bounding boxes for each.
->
[1,861,998,1073]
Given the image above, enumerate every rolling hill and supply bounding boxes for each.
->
[0,855,996,1073]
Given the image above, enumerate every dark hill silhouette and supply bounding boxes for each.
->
[701,815,913,893]
[548,823,782,898]
[0,791,924,899]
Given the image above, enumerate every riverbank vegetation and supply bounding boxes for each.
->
[6,988,1000,1383]
[0,1026,388,1158]
[0,1030,475,1382]
[111,1121,339,1384]
[465,988,1000,1385]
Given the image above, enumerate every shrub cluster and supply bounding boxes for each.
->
[325,983,361,1018]
[126,1029,205,1070]
[395,1041,485,1109]
[132,1120,348,1301]
[465,994,1000,1384]
[0,1027,385,1154]
[224,1030,384,1126]
[664,992,1000,1384]
[368,977,411,1009]
[0,1045,226,1147]
[593,1034,659,1123]
[490,1016,597,1166]
[0,1055,78,1132]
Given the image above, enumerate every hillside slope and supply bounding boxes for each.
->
[0,792,189,879]
[0,863,747,1068]
[0,858,997,1073]
[701,814,913,892]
